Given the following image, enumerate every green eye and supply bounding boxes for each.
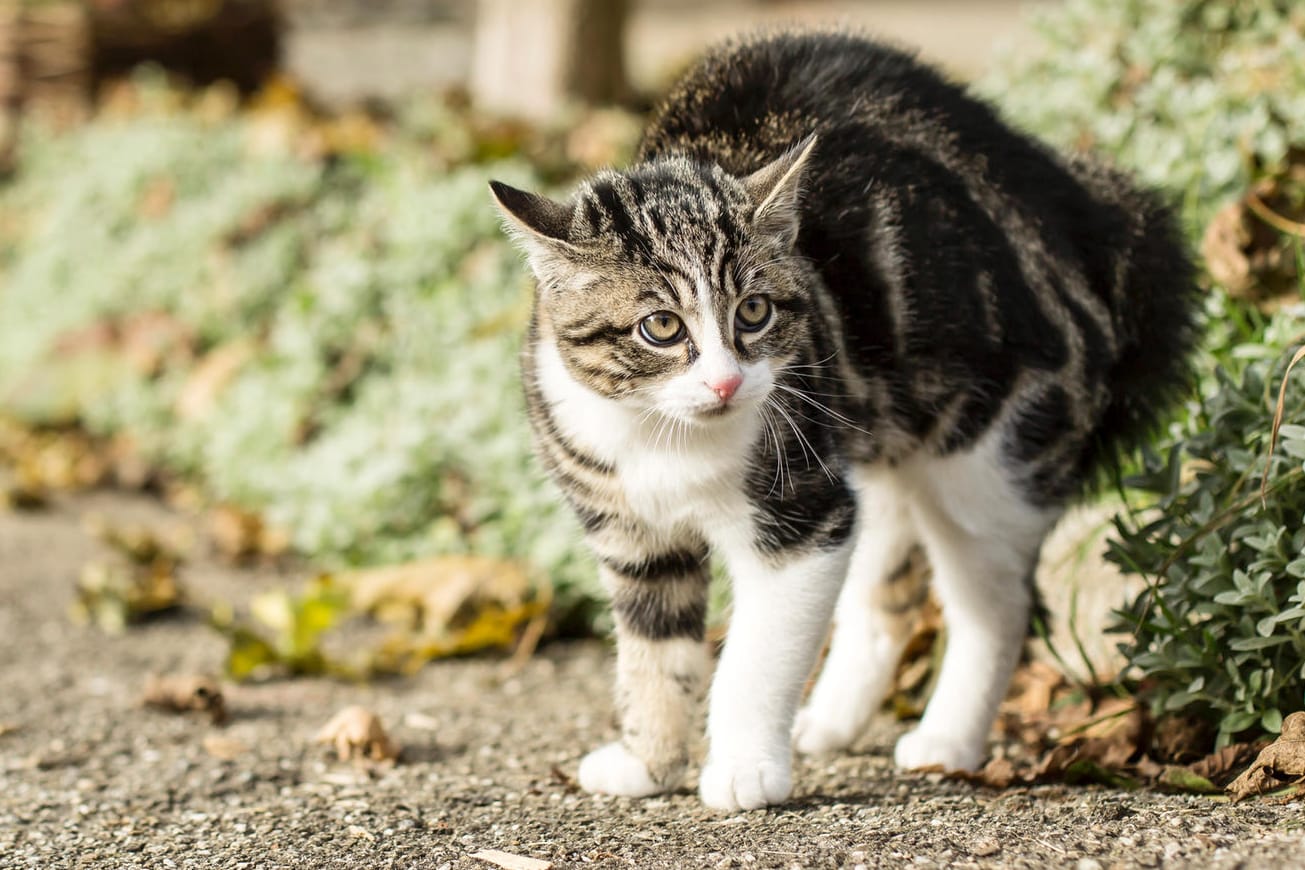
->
[639,311,686,346]
[735,295,772,331]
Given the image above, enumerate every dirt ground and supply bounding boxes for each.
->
[2,491,1304,870]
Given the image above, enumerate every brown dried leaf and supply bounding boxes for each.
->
[346,555,531,634]
[973,756,1020,788]
[118,311,194,376]
[201,735,250,760]
[1152,715,1215,764]
[208,504,288,562]
[1187,742,1261,787]
[142,674,227,724]
[175,341,255,421]
[470,850,553,870]
[137,176,175,220]
[1227,712,1305,802]
[1202,198,1254,293]
[1003,661,1066,719]
[315,706,399,763]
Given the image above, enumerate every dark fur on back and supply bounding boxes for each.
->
[638,30,1200,495]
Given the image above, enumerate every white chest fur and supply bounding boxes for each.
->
[534,341,759,535]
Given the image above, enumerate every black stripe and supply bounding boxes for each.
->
[562,321,630,347]
[537,405,614,473]
[601,549,707,583]
[572,503,615,533]
[612,585,707,641]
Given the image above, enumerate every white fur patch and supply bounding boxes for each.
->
[535,340,764,532]
[703,539,852,809]
[578,742,662,797]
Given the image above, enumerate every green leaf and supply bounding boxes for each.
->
[1158,767,1220,795]
[1229,636,1291,651]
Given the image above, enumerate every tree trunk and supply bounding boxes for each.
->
[0,1,18,174]
[470,0,629,121]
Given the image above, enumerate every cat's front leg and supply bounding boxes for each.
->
[578,540,711,797]
[702,510,855,811]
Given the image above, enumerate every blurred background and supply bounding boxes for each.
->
[1,0,1304,738]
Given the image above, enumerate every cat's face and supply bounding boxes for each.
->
[492,139,815,428]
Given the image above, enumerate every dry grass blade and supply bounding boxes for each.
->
[1261,343,1305,507]
[1246,191,1305,238]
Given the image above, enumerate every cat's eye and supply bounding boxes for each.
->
[735,295,772,332]
[639,311,686,346]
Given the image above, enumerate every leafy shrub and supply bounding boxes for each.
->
[984,0,1305,228]
[1109,313,1305,745]
[0,83,600,620]
[989,0,1305,745]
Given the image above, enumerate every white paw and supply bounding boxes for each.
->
[577,742,664,797]
[792,705,860,755]
[699,754,792,811]
[893,726,985,772]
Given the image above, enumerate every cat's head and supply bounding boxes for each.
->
[490,137,816,426]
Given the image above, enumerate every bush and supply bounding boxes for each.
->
[984,0,1305,228]
[1109,314,1305,746]
[0,82,599,620]
[991,0,1305,742]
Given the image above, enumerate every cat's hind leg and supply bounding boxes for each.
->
[893,436,1060,772]
[794,466,923,755]
[578,542,712,797]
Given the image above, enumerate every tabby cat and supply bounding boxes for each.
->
[490,30,1198,811]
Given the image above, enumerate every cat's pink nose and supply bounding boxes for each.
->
[708,374,743,402]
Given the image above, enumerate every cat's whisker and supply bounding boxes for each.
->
[758,400,787,498]
[773,383,874,437]
[772,397,835,482]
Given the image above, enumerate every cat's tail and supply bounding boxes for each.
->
[1078,161,1203,479]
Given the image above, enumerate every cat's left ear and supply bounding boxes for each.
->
[743,134,817,248]
[489,180,582,274]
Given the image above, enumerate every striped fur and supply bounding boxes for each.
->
[492,31,1199,810]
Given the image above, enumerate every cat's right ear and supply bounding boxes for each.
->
[489,181,581,274]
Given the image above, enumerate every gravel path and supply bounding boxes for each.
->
[1,491,1303,869]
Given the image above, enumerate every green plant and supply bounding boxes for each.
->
[984,0,1305,229]
[1110,315,1305,747]
[0,79,602,626]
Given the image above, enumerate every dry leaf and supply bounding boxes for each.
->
[137,176,175,219]
[1152,715,1215,764]
[347,555,531,631]
[1201,157,1305,306]
[175,341,255,421]
[1227,712,1305,802]
[1186,742,1261,787]
[470,850,553,870]
[972,756,1019,788]
[208,504,289,562]
[202,735,250,760]
[142,674,227,724]
[315,706,399,763]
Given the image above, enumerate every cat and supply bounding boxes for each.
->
[490,29,1199,811]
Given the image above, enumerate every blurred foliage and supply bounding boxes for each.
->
[985,0,1305,230]
[71,518,187,631]
[0,71,637,629]
[993,0,1305,745]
